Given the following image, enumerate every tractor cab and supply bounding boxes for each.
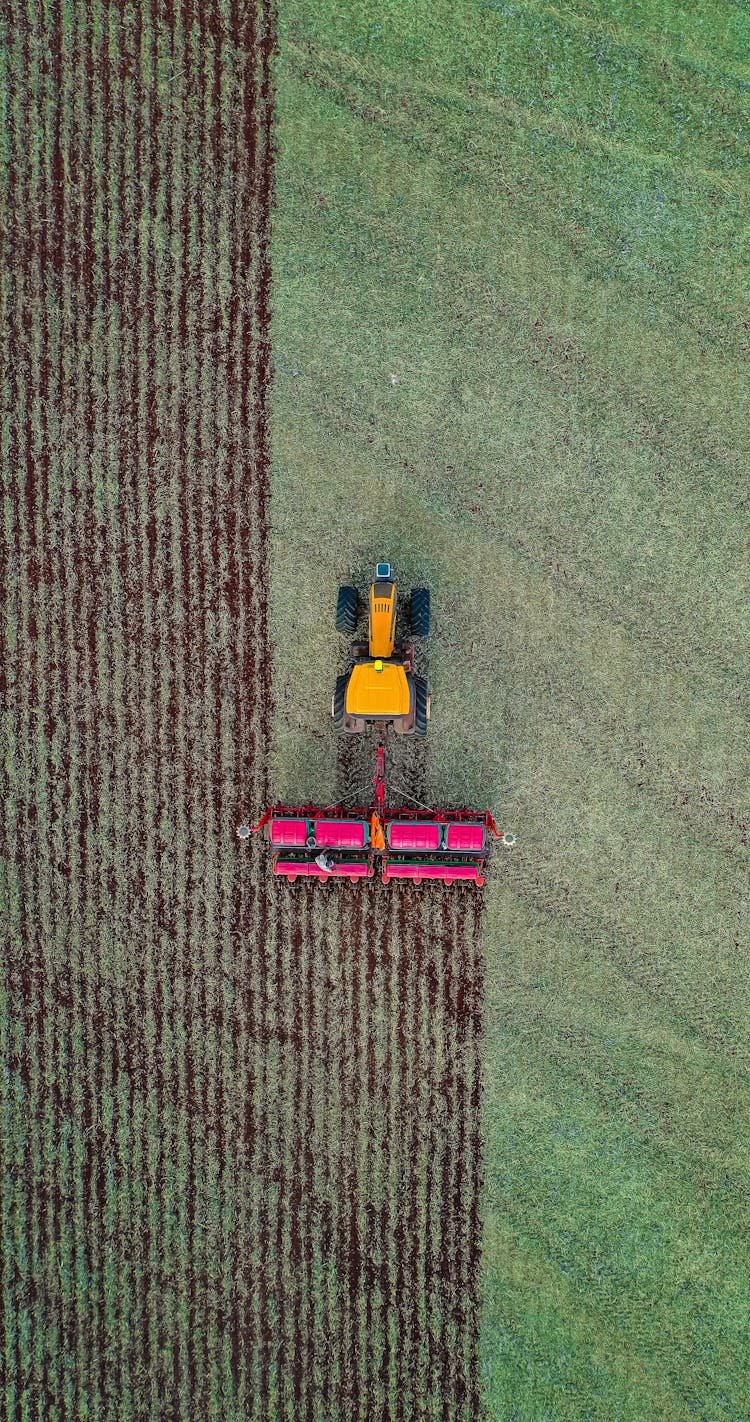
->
[345,660,411,721]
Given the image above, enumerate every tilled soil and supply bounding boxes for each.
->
[1,3,485,1417]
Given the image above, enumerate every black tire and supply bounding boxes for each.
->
[409,587,430,637]
[336,585,358,633]
[414,676,429,737]
[332,674,348,731]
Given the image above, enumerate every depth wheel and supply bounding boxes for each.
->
[336,585,359,633]
[332,674,348,731]
[409,587,430,637]
[414,676,429,737]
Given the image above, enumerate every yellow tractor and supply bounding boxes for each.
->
[332,562,430,735]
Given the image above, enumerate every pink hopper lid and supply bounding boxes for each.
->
[270,818,309,846]
[315,819,367,848]
[384,862,482,883]
[274,859,371,879]
[388,821,441,851]
[445,822,486,852]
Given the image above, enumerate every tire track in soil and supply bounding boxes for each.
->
[336,727,378,808]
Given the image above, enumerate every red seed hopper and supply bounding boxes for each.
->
[239,743,513,887]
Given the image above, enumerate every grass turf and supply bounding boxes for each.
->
[269,1,750,1416]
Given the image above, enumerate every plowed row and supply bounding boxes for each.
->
[1,3,485,1418]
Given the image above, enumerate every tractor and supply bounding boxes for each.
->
[238,559,515,886]
[332,562,430,735]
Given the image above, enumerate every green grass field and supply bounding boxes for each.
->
[269,2,750,1417]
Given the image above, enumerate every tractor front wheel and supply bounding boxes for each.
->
[409,587,430,637]
[414,676,429,736]
[336,585,359,633]
[332,674,348,731]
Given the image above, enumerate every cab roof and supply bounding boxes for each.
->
[346,662,410,718]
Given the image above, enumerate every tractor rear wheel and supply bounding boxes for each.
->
[414,676,429,736]
[332,674,348,731]
[336,585,359,633]
[409,587,430,637]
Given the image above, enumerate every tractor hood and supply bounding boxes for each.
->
[346,662,411,718]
